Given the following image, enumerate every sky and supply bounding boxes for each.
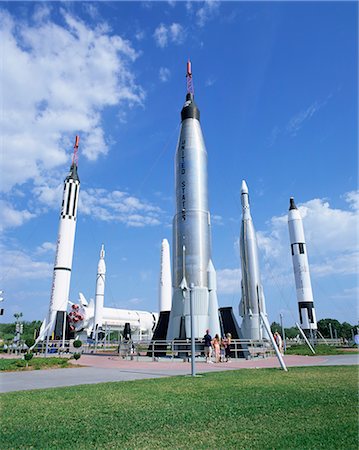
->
[0,1,357,328]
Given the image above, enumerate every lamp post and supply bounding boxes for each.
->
[280,313,286,352]
[189,283,196,377]
[14,313,23,352]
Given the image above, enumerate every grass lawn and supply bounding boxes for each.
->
[0,357,70,372]
[285,344,359,356]
[1,366,357,449]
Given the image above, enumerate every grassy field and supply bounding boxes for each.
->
[1,366,357,449]
[0,357,70,371]
[285,344,359,356]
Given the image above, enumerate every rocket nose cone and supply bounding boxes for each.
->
[241,180,248,194]
[207,259,215,272]
[289,197,297,210]
[162,238,169,248]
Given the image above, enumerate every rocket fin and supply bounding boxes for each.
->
[179,277,188,292]
[207,259,217,291]
[79,292,88,306]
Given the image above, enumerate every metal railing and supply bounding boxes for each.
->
[115,339,275,361]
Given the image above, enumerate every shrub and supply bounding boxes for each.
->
[73,340,82,348]
[24,353,34,362]
[25,338,35,348]
[24,353,34,368]
[73,353,81,360]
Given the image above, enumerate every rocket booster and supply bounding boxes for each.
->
[288,197,317,333]
[159,239,172,312]
[167,61,220,339]
[239,180,268,340]
[46,137,80,339]
[93,244,106,332]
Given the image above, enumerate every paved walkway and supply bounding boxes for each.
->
[1,354,357,393]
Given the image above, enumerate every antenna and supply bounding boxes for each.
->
[72,135,80,166]
[186,60,194,95]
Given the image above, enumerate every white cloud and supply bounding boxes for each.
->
[344,190,359,211]
[0,244,52,281]
[153,22,185,48]
[79,188,163,227]
[83,3,99,20]
[0,201,35,232]
[153,23,168,48]
[169,23,184,44]
[186,2,193,13]
[36,242,57,254]
[212,214,224,226]
[286,101,321,136]
[0,8,144,193]
[196,1,220,27]
[217,268,241,295]
[135,30,145,41]
[159,67,171,82]
[205,77,216,87]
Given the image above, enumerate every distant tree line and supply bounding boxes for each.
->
[271,319,357,340]
[0,320,42,342]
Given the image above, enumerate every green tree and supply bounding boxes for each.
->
[340,322,355,340]
[270,322,281,334]
[317,319,342,338]
[284,327,299,339]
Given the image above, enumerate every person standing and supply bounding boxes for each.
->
[225,333,232,362]
[203,329,213,363]
[212,334,221,363]
[274,331,284,354]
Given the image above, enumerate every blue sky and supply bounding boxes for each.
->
[0,1,357,328]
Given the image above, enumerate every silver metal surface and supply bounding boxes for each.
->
[239,181,268,341]
[167,93,220,339]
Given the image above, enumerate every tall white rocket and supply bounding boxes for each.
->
[93,244,106,332]
[47,136,80,339]
[288,197,317,334]
[239,180,268,340]
[159,239,172,312]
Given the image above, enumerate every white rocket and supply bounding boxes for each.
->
[239,180,268,340]
[93,244,106,334]
[151,239,172,340]
[288,197,317,335]
[68,293,157,340]
[159,239,172,313]
[45,136,80,340]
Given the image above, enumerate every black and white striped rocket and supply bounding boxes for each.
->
[288,197,317,334]
[167,61,220,339]
[46,136,80,340]
[239,180,268,340]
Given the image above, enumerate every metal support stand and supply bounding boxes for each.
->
[62,311,66,350]
[260,312,287,371]
[296,322,316,354]
[317,330,329,345]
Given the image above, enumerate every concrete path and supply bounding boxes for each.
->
[1,354,357,394]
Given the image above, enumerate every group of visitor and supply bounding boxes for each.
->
[203,329,232,363]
